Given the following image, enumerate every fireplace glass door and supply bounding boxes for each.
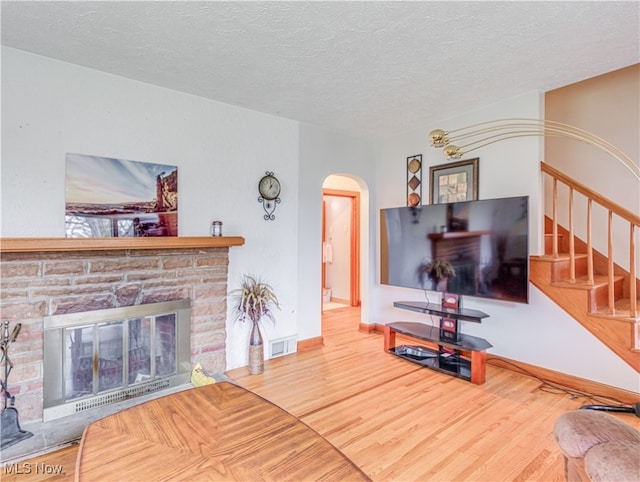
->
[64,314,177,402]
[44,299,190,421]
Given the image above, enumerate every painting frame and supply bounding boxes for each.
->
[65,153,179,238]
[429,157,479,204]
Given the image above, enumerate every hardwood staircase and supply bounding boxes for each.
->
[529,162,639,373]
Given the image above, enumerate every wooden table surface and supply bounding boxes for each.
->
[75,381,370,481]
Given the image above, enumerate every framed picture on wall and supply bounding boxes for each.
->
[65,153,179,238]
[429,158,479,204]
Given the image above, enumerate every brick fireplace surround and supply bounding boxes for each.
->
[0,237,244,423]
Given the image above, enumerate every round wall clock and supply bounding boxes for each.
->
[258,173,281,200]
[258,171,281,220]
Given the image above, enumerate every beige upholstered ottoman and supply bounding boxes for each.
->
[553,410,640,481]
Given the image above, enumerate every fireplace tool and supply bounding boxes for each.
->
[1,320,33,449]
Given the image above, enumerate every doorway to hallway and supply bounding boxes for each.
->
[321,185,360,313]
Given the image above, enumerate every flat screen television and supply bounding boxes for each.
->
[380,196,529,303]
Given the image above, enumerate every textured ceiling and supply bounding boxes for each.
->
[1,1,639,140]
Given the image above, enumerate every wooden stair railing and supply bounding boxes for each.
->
[540,161,639,346]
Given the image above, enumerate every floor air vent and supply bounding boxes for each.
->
[269,336,297,359]
[74,379,171,414]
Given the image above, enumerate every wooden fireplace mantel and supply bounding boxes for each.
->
[0,236,245,253]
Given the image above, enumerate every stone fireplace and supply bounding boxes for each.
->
[0,236,243,424]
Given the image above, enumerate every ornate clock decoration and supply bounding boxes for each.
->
[258,171,281,220]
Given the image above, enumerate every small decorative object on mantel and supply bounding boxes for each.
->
[406,154,422,207]
[258,171,281,220]
[1,321,33,449]
[211,220,223,237]
[228,275,280,375]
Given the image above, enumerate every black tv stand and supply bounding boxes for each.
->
[385,300,491,384]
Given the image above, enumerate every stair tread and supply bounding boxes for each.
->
[531,253,588,262]
[551,274,624,290]
[591,297,640,323]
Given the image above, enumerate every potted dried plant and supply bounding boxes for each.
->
[228,275,280,375]
[418,259,456,290]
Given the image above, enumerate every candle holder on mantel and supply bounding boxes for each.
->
[1,321,33,449]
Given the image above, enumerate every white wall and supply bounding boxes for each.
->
[0,47,300,371]
[373,91,639,392]
[297,125,375,340]
[546,65,639,212]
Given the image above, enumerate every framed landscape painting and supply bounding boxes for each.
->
[65,153,178,238]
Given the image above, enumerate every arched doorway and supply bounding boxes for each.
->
[321,175,361,315]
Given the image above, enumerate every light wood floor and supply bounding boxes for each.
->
[3,306,628,481]
[228,306,589,481]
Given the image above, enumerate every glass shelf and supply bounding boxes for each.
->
[393,301,489,323]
